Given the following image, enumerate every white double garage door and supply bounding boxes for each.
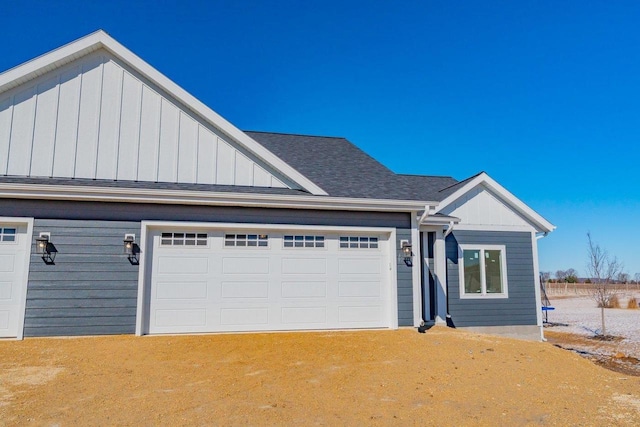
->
[146,225,395,334]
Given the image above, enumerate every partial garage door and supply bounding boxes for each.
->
[0,223,30,338]
[147,228,392,334]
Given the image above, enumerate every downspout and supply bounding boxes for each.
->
[418,204,432,225]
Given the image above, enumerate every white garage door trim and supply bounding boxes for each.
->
[0,217,34,340]
[135,221,398,335]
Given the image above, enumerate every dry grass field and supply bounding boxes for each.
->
[1,327,640,426]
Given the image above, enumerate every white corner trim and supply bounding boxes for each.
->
[436,172,556,234]
[410,213,422,327]
[388,228,399,329]
[0,30,327,196]
[531,231,544,331]
[457,243,509,299]
[0,216,34,340]
[0,182,433,212]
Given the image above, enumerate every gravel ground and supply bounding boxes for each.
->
[1,328,640,426]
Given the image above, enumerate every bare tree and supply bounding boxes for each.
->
[586,232,623,336]
[540,271,551,283]
[617,272,630,284]
[555,270,567,282]
[565,268,579,283]
[634,272,640,285]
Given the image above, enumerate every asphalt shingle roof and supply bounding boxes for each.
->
[0,131,471,204]
[246,131,463,202]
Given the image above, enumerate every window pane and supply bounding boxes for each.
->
[463,249,482,294]
[485,250,503,293]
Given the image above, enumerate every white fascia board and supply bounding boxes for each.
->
[0,182,432,212]
[420,214,460,225]
[435,172,556,234]
[0,30,327,196]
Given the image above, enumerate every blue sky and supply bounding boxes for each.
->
[2,1,639,277]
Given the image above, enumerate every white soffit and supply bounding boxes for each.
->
[435,172,556,233]
[0,30,328,196]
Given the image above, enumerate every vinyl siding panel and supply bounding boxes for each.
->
[23,220,140,337]
[396,228,413,326]
[5,200,412,336]
[445,230,537,327]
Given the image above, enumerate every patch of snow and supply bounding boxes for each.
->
[546,295,640,358]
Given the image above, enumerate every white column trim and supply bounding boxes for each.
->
[433,229,448,324]
[411,213,422,327]
[531,230,544,340]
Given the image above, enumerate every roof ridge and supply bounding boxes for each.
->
[437,171,484,192]
[244,130,346,139]
[396,173,456,180]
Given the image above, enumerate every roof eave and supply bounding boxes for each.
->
[0,182,435,213]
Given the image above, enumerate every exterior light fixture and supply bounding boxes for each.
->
[35,232,57,265]
[124,234,139,265]
[401,240,413,267]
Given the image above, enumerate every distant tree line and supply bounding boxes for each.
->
[540,270,640,284]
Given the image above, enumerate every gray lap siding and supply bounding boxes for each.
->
[445,230,537,327]
[1,199,414,336]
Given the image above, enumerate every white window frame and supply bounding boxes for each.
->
[458,244,509,299]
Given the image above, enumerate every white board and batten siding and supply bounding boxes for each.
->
[440,185,535,229]
[146,228,394,334]
[0,50,287,188]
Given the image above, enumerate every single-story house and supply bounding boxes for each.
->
[0,31,555,341]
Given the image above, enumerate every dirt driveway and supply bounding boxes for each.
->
[1,327,639,426]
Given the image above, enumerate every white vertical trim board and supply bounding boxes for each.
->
[0,216,34,340]
[531,231,544,340]
[410,213,422,327]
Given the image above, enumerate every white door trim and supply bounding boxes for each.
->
[0,217,34,340]
[135,221,398,335]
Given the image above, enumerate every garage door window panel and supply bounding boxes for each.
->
[283,235,325,248]
[339,236,379,249]
[0,228,16,243]
[161,232,208,247]
[225,234,269,248]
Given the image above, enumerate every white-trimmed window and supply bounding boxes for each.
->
[283,235,325,248]
[339,236,378,249]
[459,244,508,298]
[225,234,269,247]
[0,227,16,243]
[161,232,208,246]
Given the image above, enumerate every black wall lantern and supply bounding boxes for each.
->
[124,234,139,265]
[35,232,57,265]
[401,240,413,267]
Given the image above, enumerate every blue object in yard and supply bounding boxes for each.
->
[541,306,555,311]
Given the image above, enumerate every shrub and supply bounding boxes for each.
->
[610,295,621,308]
[598,294,620,308]
[628,298,639,309]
